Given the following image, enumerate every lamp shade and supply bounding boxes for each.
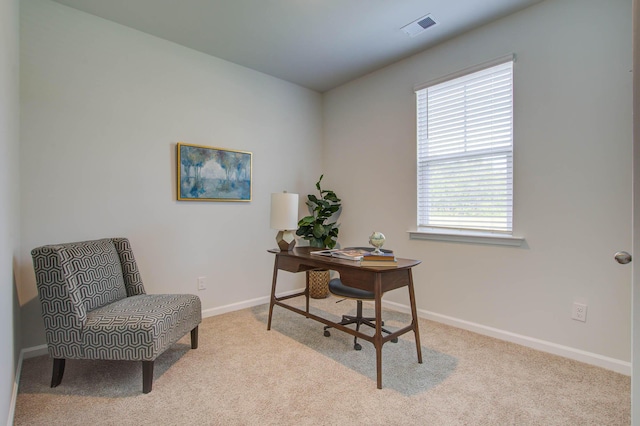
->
[270,192,299,230]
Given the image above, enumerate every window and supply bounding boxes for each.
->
[415,57,514,235]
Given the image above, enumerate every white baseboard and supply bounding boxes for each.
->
[21,344,48,360]
[202,291,630,376]
[9,293,630,426]
[8,344,48,426]
[14,290,630,423]
[382,299,631,376]
[6,352,21,426]
[200,288,302,318]
[201,295,269,318]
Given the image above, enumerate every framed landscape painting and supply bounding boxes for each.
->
[177,143,252,202]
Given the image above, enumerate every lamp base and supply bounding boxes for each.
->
[276,230,296,251]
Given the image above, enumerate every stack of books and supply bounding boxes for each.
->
[360,251,397,267]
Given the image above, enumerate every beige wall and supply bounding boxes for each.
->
[323,0,633,366]
[19,0,323,348]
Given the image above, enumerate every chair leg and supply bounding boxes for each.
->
[142,361,154,394]
[51,358,65,388]
[353,300,364,350]
[191,326,199,349]
[323,299,398,348]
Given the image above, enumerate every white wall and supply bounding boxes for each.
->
[0,0,20,422]
[17,0,633,377]
[323,0,633,365]
[19,0,322,348]
[632,0,639,418]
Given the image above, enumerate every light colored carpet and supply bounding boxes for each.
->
[15,296,630,425]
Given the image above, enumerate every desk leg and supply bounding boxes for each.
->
[408,269,423,363]
[374,274,383,389]
[267,257,279,331]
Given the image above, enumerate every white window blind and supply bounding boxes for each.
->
[416,59,513,233]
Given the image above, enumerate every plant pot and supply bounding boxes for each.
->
[308,269,330,299]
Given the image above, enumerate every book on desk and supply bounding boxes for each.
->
[311,248,399,267]
[310,248,367,261]
[360,259,398,267]
[362,251,396,260]
[360,252,398,267]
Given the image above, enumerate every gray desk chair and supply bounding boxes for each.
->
[323,248,398,350]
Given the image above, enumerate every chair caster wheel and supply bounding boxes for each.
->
[324,330,331,337]
[354,343,362,351]
[391,338,398,343]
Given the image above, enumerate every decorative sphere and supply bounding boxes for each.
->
[369,231,386,253]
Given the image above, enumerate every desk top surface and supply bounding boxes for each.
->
[268,246,421,271]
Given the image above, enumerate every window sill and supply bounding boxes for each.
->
[408,228,524,247]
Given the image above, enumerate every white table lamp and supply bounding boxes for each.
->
[270,192,299,251]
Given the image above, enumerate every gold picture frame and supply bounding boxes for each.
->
[177,142,252,202]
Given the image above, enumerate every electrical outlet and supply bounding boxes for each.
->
[572,302,587,322]
[197,276,206,291]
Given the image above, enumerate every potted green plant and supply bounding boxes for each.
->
[297,175,341,298]
[296,175,341,249]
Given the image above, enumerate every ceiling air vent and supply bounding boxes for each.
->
[401,14,437,37]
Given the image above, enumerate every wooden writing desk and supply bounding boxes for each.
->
[267,247,423,389]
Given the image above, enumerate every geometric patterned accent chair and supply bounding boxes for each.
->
[31,237,202,393]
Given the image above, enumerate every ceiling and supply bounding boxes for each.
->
[50,0,543,92]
